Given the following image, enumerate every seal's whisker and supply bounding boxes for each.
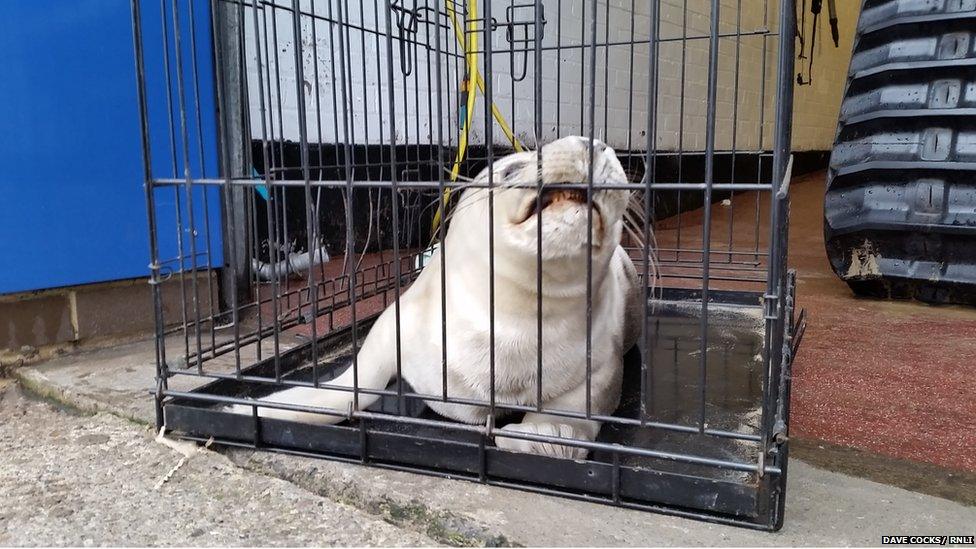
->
[441,166,476,182]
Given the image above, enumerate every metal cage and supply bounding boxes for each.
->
[133,0,802,530]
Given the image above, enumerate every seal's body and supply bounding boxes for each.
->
[228,136,641,458]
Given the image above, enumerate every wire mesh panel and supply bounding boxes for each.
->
[133,0,801,529]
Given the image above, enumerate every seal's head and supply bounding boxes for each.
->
[474,135,631,261]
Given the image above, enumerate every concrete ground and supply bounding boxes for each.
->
[7,339,975,547]
[0,380,434,547]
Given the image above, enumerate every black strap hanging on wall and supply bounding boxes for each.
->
[796,0,840,86]
[828,0,840,48]
[797,0,821,85]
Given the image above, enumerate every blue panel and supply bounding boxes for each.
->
[140,0,223,282]
[0,0,222,294]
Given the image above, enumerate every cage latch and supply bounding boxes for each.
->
[762,293,780,320]
[147,261,172,285]
[771,419,788,445]
[147,261,161,284]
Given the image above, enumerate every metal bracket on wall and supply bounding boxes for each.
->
[495,2,546,82]
[391,0,420,76]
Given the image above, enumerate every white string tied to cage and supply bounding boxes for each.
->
[153,427,214,490]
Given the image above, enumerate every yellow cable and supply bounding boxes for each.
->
[445,2,524,153]
[432,0,526,237]
[432,0,477,234]
[449,0,478,183]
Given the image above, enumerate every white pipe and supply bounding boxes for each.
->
[252,246,330,282]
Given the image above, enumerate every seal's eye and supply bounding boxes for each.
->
[501,159,528,183]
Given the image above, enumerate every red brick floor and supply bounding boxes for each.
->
[786,172,976,472]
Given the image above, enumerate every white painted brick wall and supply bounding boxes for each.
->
[242,0,855,154]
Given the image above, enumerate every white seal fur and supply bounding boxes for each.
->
[226,136,642,459]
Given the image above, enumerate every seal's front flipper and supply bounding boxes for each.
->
[494,417,597,460]
[222,308,400,424]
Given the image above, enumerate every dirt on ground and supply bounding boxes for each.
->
[0,381,435,547]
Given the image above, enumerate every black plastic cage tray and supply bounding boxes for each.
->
[163,287,786,529]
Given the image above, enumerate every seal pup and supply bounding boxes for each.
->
[226,135,642,459]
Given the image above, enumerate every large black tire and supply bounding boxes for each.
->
[825,0,976,305]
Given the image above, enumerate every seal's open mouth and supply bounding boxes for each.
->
[517,189,600,224]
